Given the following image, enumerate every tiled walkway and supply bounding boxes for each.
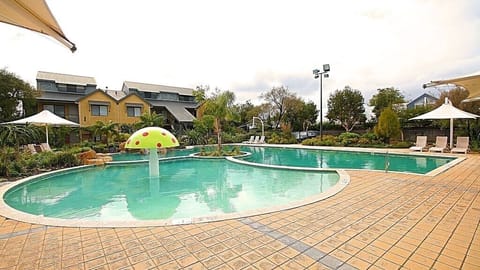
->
[0,155,479,269]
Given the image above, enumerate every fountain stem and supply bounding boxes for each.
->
[149,149,159,177]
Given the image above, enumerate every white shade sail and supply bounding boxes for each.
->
[423,74,480,102]
[410,98,478,148]
[1,110,79,144]
[0,0,76,52]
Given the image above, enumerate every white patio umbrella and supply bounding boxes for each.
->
[1,110,79,144]
[410,98,479,148]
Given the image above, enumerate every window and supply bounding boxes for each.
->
[179,95,195,102]
[43,104,65,117]
[144,92,152,98]
[67,85,76,93]
[127,106,142,117]
[91,105,108,116]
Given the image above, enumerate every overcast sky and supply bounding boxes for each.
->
[1,0,479,108]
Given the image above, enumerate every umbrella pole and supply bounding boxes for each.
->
[450,118,453,149]
[46,125,49,145]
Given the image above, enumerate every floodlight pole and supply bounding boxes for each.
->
[252,117,264,137]
[313,64,330,140]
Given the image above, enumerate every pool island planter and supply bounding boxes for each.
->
[189,151,251,159]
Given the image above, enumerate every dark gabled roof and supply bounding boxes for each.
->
[123,81,194,96]
[117,92,152,106]
[37,71,96,85]
[148,100,196,122]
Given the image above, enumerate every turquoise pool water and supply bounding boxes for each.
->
[114,146,454,174]
[4,159,339,221]
[240,146,454,174]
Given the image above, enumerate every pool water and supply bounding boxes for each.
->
[240,146,454,174]
[4,159,339,221]
[114,146,454,174]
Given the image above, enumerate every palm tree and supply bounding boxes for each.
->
[135,112,164,130]
[90,120,118,146]
[203,91,238,151]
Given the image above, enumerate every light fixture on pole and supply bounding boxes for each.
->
[313,64,330,140]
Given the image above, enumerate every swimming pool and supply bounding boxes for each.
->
[1,157,346,226]
[0,145,459,226]
[114,145,456,174]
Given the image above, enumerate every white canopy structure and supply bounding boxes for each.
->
[410,98,478,148]
[1,110,79,144]
[0,0,76,52]
[423,74,480,102]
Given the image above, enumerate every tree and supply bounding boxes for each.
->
[283,97,318,131]
[90,120,118,146]
[435,87,479,113]
[326,86,366,132]
[202,90,238,150]
[369,87,405,118]
[135,112,164,130]
[0,69,38,121]
[260,86,295,129]
[374,107,401,143]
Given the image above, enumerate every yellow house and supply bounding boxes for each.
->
[77,89,151,127]
[117,92,151,125]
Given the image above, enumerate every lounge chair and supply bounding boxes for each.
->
[252,136,260,143]
[409,136,427,152]
[243,136,255,144]
[451,137,469,154]
[429,136,448,153]
[258,135,265,144]
[26,144,37,154]
[39,143,52,152]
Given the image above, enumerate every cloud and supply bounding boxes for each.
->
[0,0,479,109]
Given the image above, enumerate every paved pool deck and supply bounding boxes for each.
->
[0,151,479,269]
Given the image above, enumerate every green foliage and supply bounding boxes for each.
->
[197,146,242,157]
[398,106,434,128]
[374,107,401,143]
[135,112,164,129]
[267,132,297,144]
[338,132,360,146]
[301,132,383,147]
[0,124,41,149]
[301,135,337,146]
[0,69,38,122]
[89,120,118,146]
[326,86,366,131]
[369,87,405,118]
[283,97,318,131]
[0,147,80,178]
[202,90,239,150]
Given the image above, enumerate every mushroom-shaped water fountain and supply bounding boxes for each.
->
[125,127,179,177]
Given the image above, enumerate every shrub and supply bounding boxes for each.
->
[338,132,360,146]
[302,135,337,146]
[267,132,297,144]
[50,152,80,167]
